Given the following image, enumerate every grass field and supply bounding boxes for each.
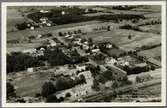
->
[11,72,51,97]
[7,8,27,32]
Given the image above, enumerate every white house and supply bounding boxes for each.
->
[82,44,89,50]
[106,44,112,49]
[40,17,48,24]
[40,9,49,13]
[46,23,51,27]
[76,65,86,71]
[61,11,65,15]
[106,58,117,64]
[27,67,34,73]
[30,26,34,30]
[37,34,42,39]
[92,49,100,53]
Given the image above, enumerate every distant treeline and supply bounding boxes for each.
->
[112,6,137,10]
[119,24,143,32]
[7,52,44,73]
[26,7,145,26]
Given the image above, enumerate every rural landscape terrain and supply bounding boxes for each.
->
[6,5,162,103]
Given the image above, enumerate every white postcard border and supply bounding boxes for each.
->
[1,1,166,107]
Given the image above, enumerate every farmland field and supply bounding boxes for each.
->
[5,5,163,103]
[10,71,51,97]
[138,46,161,60]
[81,29,161,51]
[7,8,27,32]
[139,24,161,34]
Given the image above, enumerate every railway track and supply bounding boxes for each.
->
[72,79,161,102]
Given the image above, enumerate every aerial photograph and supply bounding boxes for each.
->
[5,4,163,104]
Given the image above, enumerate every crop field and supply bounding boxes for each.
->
[144,12,161,18]
[139,24,161,34]
[138,46,161,60]
[83,12,112,17]
[82,28,161,51]
[7,42,43,53]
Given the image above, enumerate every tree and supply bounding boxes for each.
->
[7,82,16,99]
[46,94,58,102]
[58,32,63,36]
[88,38,93,44]
[41,81,56,97]
[112,81,119,89]
[65,92,71,98]
[107,26,111,31]
[128,34,132,40]
[91,79,100,91]
[58,97,64,102]
[79,74,86,84]
[96,65,100,71]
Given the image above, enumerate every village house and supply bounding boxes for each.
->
[91,48,100,53]
[40,9,49,13]
[76,64,86,71]
[30,26,35,30]
[40,17,48,24]
[105,57,117,65]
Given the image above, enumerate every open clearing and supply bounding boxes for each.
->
[11,72,51,97]
[7,8,27,32]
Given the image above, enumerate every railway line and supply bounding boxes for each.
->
[71,79,161,102]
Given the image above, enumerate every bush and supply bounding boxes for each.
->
[79,74,86,84]
[112,81,119,88]
[65,92,71,98]
[41,81,56,97]
[58,97,64,102]
[46,94,58,102]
